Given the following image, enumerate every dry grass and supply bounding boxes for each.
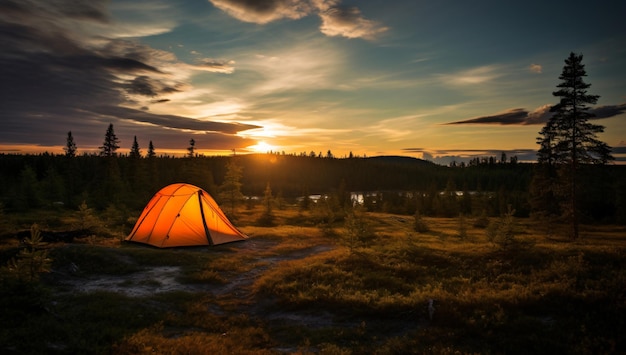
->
[1,205,625,354]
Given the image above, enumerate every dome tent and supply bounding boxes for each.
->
[126,183,247,248]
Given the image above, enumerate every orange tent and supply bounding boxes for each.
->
[126,183,247,248]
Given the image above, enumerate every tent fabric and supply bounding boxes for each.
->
[126,183,247,248]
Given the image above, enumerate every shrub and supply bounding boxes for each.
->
[413,209,429,233]
[343,206,375,253]
[458,213,468,239]
[486,206,518,250]
[4,224,52,282]
[473,210,490,228]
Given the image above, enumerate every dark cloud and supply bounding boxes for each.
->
[126,76,181,97]
[592,103,626,119]
[446,103,626,125]
[94,106,259,134]
[0,0,109,23]
[445,108,529,125]
[0,0,253,152]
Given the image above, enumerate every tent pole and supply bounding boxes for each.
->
[197,190,214,246]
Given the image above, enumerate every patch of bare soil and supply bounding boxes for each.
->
[59,265,208,297]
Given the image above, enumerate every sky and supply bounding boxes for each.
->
[1,0,625,164]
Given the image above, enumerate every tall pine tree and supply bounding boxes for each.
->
[535,52,613,239]
[64,131,77,157]
[99,123,120,157]
[147,140,156,158]
[187,138,196,158]
[129,136,142,159]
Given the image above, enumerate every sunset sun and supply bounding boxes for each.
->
[249,141,276,153]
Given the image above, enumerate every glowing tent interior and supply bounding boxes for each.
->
[126,183,248,248]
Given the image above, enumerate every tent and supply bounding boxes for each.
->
[126,183,247,248]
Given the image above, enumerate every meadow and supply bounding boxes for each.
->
[1,205,625,354]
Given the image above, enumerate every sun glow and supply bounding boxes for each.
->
[248,141,277,153]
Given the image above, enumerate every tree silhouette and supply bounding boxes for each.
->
[99,123,120,157]
[535,52,613,239]
[147,140,156,158]
[187,138,195,158]
[129,136,141,159]
[64,131,77,157]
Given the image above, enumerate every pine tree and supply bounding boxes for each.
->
[147,140,156,158]
[219,158,244,216]
[257,182,275,226]
[187,138,195,158]
[99,123,120,157]
[129,136,142,159]
[64,131,77,157]
[535,52,614,239]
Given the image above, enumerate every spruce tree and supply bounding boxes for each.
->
[99,123,120,157]
[147,140,156,158]
[535,52,613,239]
[64,131,77,157]
[187,138,196,158]
[129,136,141,159]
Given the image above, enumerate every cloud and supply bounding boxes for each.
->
[191,59,236,74]
[208,0,312,24]
[317,5,388,40]
[529,63,542,73]
[446,108,529,125]
[208,0,387,40]
[445,103,626,125]
[93,106,259,134]
[590,103,626,119]
[438,65,502,86]
[0,0,251,151]
[125,76,182,97]
[246,43,341,93]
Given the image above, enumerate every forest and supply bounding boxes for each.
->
[1,152,624,225]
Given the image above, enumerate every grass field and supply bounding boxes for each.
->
[1,205,625,354]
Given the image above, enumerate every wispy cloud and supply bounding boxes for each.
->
[317,4,389,40]
[529,63,542,73]
[208,0,312,24]
[438,65,503,86]
[244,43,343,94]
[190,58,236,73]
[208,0,388,40]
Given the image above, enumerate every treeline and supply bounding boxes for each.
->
[0,153,624,223]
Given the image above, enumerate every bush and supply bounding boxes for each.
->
[3,224,52,282]
[473,210,490,228]
[343,206,375,253]
[413,209,429,233]
[458,213,468,239]
[486,206,518,250]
